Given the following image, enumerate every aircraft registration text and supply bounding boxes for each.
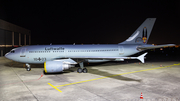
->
[34,57,46,61]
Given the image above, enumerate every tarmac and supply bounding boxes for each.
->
[0,56,180,101]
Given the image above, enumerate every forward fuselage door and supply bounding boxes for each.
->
[20,48,26,57]
[118,46,124,55]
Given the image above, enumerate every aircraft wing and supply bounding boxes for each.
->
[65,53,148,63]
[137,44,175,51]
[53,59,77,64]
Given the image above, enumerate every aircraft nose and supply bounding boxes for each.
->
[5,53,10,59]
[5,51,19,62]
[5,52,13,60]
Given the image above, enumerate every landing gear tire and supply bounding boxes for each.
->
[77,68,88,73]
[77,68,82,73]
[82,68,88,73]
[26,63,31,71]
[27,67,31,71]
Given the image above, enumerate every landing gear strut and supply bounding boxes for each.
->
[77,62,88,73]
[26,63,31,71]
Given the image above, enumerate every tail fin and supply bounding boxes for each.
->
[120,18,156,44]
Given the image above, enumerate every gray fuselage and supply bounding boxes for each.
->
[5,44,142,64]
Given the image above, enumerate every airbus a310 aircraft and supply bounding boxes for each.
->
[5,18,175,73]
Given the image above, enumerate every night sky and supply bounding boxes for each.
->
[0,1,180,45]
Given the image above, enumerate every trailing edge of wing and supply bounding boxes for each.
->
[53,59,77,64]
[69,56,136,60]
[138,44,176,50]
[65,52,148,63]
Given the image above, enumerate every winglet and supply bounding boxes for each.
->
[137,52,148,63]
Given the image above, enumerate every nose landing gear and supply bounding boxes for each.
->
[26,63,31,71]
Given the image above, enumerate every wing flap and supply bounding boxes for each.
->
[67,52,148,63]
[53,59,77,64]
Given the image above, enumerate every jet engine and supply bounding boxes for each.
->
[44,61,74,73]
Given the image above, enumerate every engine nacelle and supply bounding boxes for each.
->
[44,61,74,73]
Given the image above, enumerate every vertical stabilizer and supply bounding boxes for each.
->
[120,18,156,44]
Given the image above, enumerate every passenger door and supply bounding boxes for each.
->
[118,46,124,55]
[20,48,26,57]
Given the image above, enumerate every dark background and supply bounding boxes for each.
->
[0,0,180,45]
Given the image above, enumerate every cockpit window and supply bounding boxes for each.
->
[10,50,15,53]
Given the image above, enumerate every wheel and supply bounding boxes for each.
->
[77,68,82,73]
[82,68,88,73]
[25,63,31,71]
[27,67,31,71]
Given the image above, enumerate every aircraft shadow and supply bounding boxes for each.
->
[4,60,141,82]
[4,61,44,68]
[87,67,141,82]
[70,62,142,82]
[5,56,179,83]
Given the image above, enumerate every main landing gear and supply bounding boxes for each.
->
[26,63,31,71]
[77,62,88,73]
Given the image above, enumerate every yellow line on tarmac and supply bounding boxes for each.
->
[55,63,180,88]
[49,63,180,92]
[48,83,62,92]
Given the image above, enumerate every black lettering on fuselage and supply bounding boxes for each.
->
[45,47,64,50]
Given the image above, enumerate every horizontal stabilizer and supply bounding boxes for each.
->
[137,44,175,51]
[137,52,147,63]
